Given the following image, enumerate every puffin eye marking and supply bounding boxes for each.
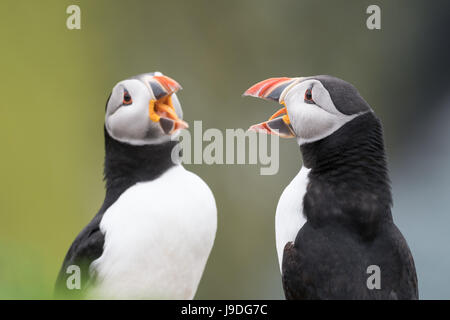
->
[304,88,314,104]
[123,90,132,105]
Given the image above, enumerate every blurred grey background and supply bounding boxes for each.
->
[0,0,449,299]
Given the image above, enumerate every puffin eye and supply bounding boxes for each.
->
[123,90,132,105]
[304,89,313,103]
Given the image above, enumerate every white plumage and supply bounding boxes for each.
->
[89,165,217,299]
[275,166,310,271]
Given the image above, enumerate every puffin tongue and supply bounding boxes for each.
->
[149,95,188,135]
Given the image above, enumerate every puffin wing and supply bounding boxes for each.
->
[54,214,105,297]
[281,222,323,300]
[281,241,310,300]
[383,224,419,299]
[281,221,419,300]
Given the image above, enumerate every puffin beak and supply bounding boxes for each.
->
[243,77,299,138]
[148,75,189,135]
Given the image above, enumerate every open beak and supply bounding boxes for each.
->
[148,75,189,135]
[243,77,299,138]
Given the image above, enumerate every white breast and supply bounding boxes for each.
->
[89,165,217,299]
[275,166,310,271]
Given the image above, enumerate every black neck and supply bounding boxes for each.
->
[301,112,393,237]
[100,128,177,213]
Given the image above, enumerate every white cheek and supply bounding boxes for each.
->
[289,104,337,141]
[107,105,151,141]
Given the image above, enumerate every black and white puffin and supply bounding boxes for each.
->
[244,75,418,299]
[56,72,217,299]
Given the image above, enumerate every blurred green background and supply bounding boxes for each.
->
[1,0,449,299]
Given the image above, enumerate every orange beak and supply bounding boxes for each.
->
[148,75,189,135]
[243,77,299,138]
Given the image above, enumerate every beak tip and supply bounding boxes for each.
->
[247,123,266,134]
[153,75,183,95]
[175,120,189,131]
[242,91,255,98]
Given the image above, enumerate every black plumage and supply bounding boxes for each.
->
[282,112,418,299]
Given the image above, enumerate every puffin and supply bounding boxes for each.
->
[244,75,418,299]
[55,72,217,299]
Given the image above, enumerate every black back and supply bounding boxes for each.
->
[282,112,418,299]
[313,75,371,115]
[54,127,177,297]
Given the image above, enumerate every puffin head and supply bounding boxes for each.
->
[244,75,371,145]
[105,72,188,145]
